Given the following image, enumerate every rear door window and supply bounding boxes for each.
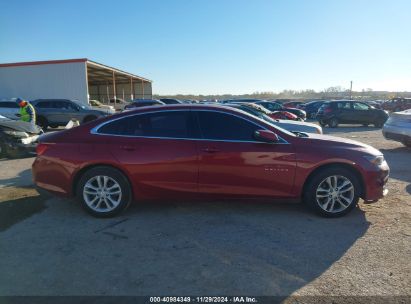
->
[97,111,198,139]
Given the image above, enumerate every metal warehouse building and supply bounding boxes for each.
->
[0,58,152,105]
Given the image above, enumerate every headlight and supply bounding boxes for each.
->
[3,130,29,138]
[363,155,385,166]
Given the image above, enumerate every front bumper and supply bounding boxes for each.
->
[363,163,390,202]
[3,134,39,156]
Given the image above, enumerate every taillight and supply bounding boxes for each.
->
[324,107,333,114]
[36,143,52,156]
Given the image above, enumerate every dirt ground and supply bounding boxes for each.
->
[0,125,410,299]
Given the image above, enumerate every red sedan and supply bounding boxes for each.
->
[33,104,389,218]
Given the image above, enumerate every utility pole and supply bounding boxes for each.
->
[349,81,353,100]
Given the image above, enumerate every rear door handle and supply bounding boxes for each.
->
[120,145,135,151]
[202,147,220,153]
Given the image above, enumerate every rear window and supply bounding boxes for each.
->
[97,111,198,138]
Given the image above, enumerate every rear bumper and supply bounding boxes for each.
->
[32,156,74,198]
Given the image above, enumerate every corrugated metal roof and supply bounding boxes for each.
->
[0,58,152,83]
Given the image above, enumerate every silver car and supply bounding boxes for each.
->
[382,110,411,147]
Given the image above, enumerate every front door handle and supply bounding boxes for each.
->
[120,145,135,151]
[202,147,220,153]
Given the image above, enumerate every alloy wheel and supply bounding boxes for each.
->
[83,175,122,212]
[315,175,355,213]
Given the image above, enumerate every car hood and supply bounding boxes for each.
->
[302,133,381,155]
[0,118,42,134]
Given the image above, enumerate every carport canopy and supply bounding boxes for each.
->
[86,59,152,103]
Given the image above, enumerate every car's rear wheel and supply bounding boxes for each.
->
[328,118,339,128]
[0,140,7,158]
[402,140,411,148]
[76,166,132,217]
[319,120,327,127]
[304,167,360,217]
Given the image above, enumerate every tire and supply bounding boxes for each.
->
[82,116,97,124]
[76,166,132,218]
[304,167,360,217]
[402,140,411,148]
[362,123,369,127]
[374,121,384,128]
[319,120,327,127]
[328,118,339,128]
[0,140,7,158]
[37,116,48,131]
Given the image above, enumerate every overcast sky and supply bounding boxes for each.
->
[2,0,410,94]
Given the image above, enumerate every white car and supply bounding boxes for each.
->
[0,100,20,120]
[89,100,115,114]
[225,103,322,134]
[382,110,411,147]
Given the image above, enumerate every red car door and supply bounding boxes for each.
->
[97,110,199,199]
[194,110,296,198]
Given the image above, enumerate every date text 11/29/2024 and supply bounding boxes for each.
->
[150,297,257,303]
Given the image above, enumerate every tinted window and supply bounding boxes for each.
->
[196,111,259,141]
[353,103,370,110]
[0,102,18,108]
[337,102,351,109]
[36,101,51,108]
[98,111,197,138]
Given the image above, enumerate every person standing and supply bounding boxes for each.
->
[16,98,36,125]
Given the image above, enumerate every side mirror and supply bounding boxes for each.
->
[254,129,279,143]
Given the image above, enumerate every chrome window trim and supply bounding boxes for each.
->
[90,109,289,144]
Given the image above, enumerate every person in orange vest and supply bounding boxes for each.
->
[16,98,36,125]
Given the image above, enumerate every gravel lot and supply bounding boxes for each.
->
[0,125,410,298]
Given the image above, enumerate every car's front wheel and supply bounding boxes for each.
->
[328,118,339,128]
[76,166,132,217]
[304,167,360,217]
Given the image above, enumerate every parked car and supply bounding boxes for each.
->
[159,98,184,105]
[109,98,128,111]
[33,104,389,218]
[283,101,304,108]
[253,101,307,120]
[0,99,20,120]
[0,114,43,158]
[298,100,325,119]
[220,99,265,104]
[31,99,108,130]
[317,100,389,128]
[89,100,115,114]
[229,102,299,121]
[224,103,323,134]
[382,98,411,112]
[382,109,411,147]
[123,99,165,111]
